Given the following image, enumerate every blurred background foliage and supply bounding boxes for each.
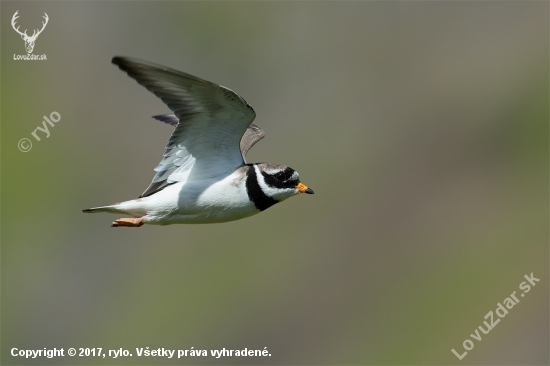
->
[1,2,548,365]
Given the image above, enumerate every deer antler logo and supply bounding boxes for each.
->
[11,11,49,54]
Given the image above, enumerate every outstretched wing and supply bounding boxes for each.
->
[112,57,256,197]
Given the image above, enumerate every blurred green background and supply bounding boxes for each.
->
[1,2,548,365]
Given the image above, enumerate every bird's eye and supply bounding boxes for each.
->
[274,172,286,181]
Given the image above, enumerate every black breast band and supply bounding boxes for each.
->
[245,165,279,211]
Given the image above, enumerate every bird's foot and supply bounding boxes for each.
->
[112,217,144,227]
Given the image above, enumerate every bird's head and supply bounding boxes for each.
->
[254,163,314,202]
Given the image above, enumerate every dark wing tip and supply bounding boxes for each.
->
[111,56,217,88]
[152,114,179,127]
[112,56,159,74]
[111,56,129,67]
[112,56,123,64]
[112,56,136,66]
[111,56,139,75]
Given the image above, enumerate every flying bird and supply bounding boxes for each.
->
[83,57,313,227]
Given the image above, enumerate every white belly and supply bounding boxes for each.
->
[125,174,260,225]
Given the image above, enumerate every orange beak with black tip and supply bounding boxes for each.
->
[296,182,314,194]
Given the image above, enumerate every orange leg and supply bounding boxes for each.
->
[112,217,144,227]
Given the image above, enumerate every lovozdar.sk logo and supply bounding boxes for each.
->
[11,10,48,60]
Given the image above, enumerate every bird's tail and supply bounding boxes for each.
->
[82,205,124,214]
[83,201,146,218]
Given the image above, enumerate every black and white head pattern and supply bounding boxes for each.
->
[246,163,301,211]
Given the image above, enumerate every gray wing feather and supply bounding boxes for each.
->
[112,57,256,198]
[240,124,265,163]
